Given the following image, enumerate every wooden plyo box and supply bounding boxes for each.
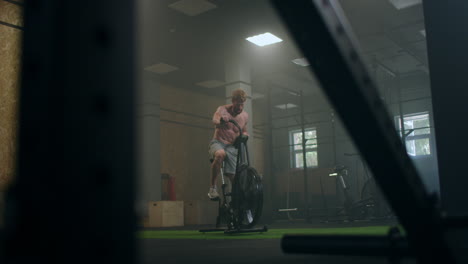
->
[184,200,218,225]
[148,201,184,227]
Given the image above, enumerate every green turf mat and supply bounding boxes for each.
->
[138,226,403,239]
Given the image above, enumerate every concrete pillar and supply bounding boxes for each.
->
[136,0,162,220]
[136,74,161,219]
[225,56,255,165]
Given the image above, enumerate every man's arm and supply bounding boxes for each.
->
[212,107,222,125]
[242,113,249,136]
[212,106,229,126]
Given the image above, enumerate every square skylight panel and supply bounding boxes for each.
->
[144,63,179,74]
[169,0,217,16]
[196,80,225,88]
[388,0,422,10]
[246,32,283,47]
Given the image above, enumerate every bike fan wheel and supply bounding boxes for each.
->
[232,167,264,229]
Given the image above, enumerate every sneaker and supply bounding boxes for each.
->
[208,188,219,200]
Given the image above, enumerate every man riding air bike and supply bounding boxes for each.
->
[208,88,249,200]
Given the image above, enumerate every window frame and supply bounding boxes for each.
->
[289,127,318,168]
[395,112,432,158]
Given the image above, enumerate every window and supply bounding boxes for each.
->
[395,112,431,157]
[290,128,318,168]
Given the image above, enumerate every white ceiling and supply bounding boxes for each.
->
[140,0,429,100]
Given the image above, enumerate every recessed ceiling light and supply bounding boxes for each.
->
[144,63,179,74]
[388,0,422,10]
[275,103,298,110]
[292,57,310,67]
[420,29,426,37]
[169,0,217,16]
[196,80,225,88]
[246,32,283,47]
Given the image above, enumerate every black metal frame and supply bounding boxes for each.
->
[1,1,136,263]
[0,20,23,31]
[271,0,457,263]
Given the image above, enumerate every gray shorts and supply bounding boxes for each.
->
[208,139,238,175]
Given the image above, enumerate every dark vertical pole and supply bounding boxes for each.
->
[266,83,276,222]
[424,1,468,256]
[396,73,407,151]
[299,90,310,221]
[424,0,468,224]
[2,1,136,264]
[331,111,337,165]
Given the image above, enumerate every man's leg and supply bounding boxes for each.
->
[224,174,234,204]
[211,149,226,186]
[223,144,237,203]
[208,149,225,199]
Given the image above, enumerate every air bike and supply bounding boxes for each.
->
[200,119,267,235]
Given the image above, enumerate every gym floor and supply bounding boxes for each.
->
[139,219,417,264]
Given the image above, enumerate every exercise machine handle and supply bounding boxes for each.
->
[227,119,242,137]
[226,119,250,166]
[220,118,247,143]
